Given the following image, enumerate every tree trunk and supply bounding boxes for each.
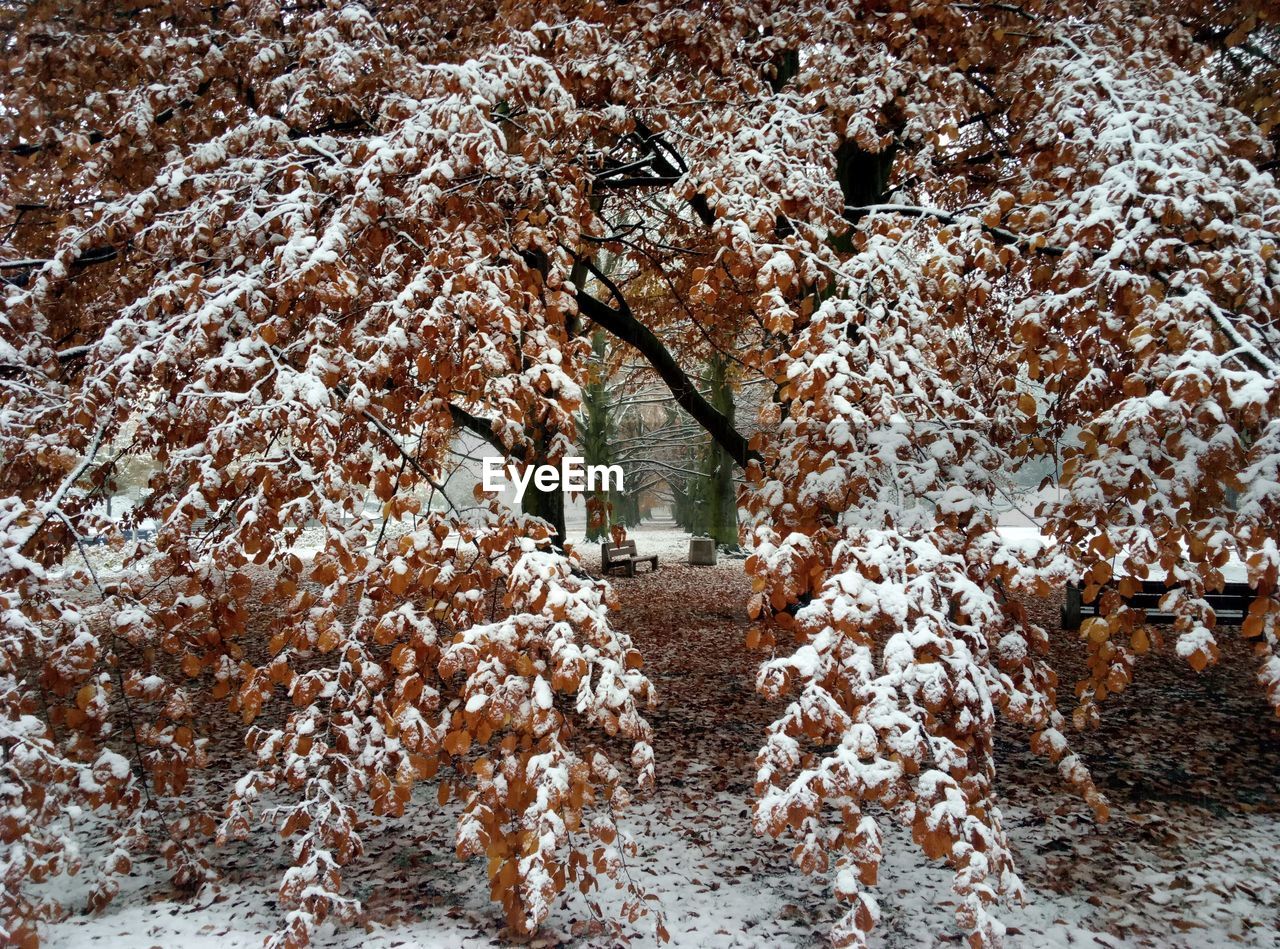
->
[521,472,565,547]
[522,417,566,547]
[582,330,615,542]
[617,488,641,527]
[670,477,691,529]
[835,139,896,243]
[704,353,739,547]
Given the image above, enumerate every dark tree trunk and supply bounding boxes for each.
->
[581,330,615,542]
[523,414,566,547]
[521,465,566,548]
[704,353,739,547]
[836,139,897,241]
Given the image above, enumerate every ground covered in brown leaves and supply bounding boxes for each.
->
[40,527,1280,947]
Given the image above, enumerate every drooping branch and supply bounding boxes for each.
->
[3,80,215,157]
[2,75,370,158]
[844,202,1068,255]
[845,203,1280,375]
[14,421,110,555]
[360,408,452,506]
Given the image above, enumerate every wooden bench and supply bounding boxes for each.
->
[601,540,658,577]
[1061,579,1256,629]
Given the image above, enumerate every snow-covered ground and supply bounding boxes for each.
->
[41,788,1280,948]
[36,519,1280,948]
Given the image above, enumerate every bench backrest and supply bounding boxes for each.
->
[602,540,637,562]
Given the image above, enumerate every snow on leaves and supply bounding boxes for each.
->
[2,0,1279,947]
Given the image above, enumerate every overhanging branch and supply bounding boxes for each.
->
[448,404,529,463]
[4,80,214,157]
[847,203,1280,375]
[574,271,758,470]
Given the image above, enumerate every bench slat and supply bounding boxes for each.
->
[1062,581,1256,629]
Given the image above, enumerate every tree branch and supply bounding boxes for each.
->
[631,119,715,227]
[0,244,118,271]
[4,80,214,156]
[573,270,758,469]
[448,404,529,463]
[847,203,1280,376]
[845,202,1069,255]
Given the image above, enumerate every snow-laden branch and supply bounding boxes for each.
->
[10,421,108,553]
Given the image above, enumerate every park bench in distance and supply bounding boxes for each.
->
[1061,579,1256,629]
[601,540,658,577]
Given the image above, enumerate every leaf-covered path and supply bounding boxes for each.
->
[603,547,1280,947]
[39,528,1280,947]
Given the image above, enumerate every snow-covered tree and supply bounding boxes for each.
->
[2,0,1277,945]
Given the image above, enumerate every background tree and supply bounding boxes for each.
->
[662,354,744,546]
[579,329,621,541]
[695,352,741,548]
